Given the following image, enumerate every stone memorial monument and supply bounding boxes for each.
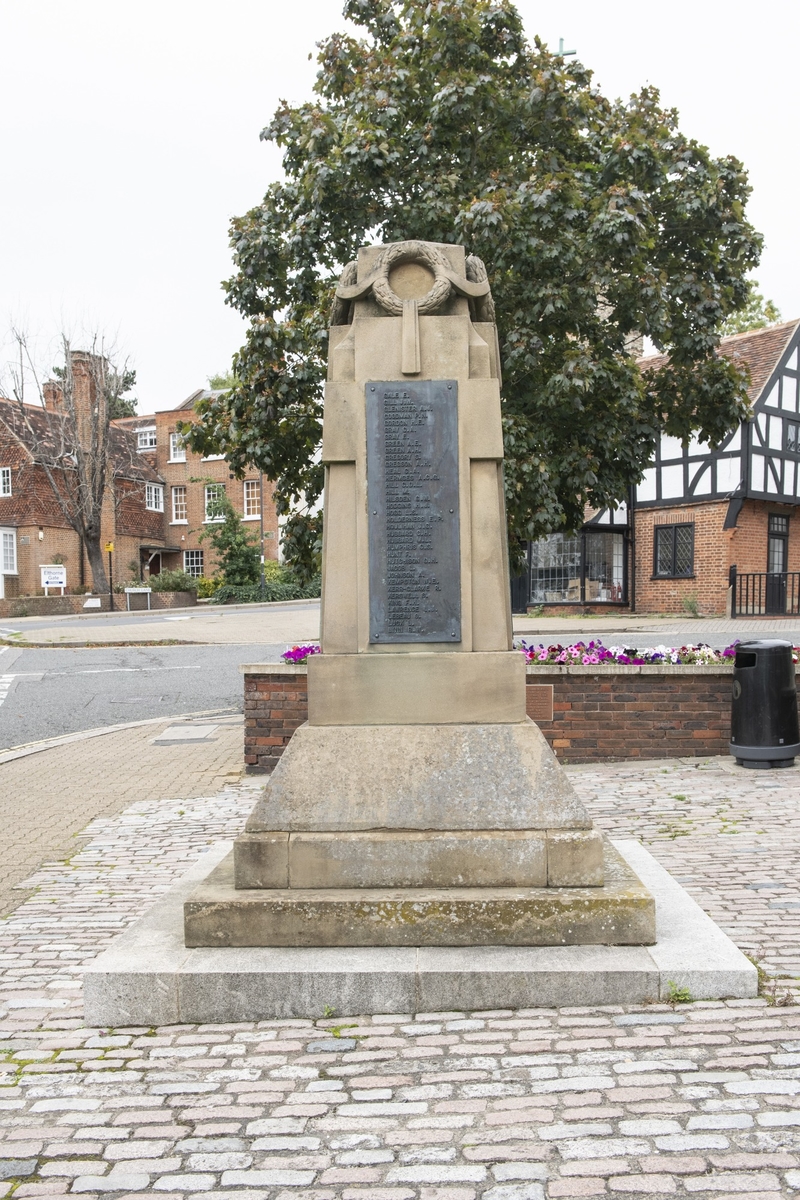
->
[84,240,758,1024]
[183,239,655,949]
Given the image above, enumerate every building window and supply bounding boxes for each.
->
[171,485,187,523]
[204,483,225,521]
[1,529,16,573]
[169,432,186,462]
[0,467,11,497]
[145,483,164,512]
[243,479,261,518]
[137,427,157,450]
[184,549,203,577]
[653,524,694,578]
[528,530,626,604]
[529,533,581,604]
[785,423,799,454]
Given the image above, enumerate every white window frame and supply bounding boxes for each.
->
[137,427,157,450]
[201,453,225,461]
[243,479,261,519]
[169,432,187,463]
[1,528,17,573]
[171,485,187,524]
[146,483,164,512]
[0,467,11,497]
[204,483,225,522]
[183,549,203,577]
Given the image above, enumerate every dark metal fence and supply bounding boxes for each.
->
[731,567,800,617]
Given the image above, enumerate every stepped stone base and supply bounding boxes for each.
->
[233,828,605,889]
[184,839,654,948]
[83,839,758,1026]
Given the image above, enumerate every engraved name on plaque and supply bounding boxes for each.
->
[366,380,461,643]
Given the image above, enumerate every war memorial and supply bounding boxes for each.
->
[85,241,755,1023]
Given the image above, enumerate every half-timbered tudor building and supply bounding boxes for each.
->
[522,318,800,615]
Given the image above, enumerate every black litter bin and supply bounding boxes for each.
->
[730,639,800,768]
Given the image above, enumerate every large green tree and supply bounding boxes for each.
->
[186,0,762,575]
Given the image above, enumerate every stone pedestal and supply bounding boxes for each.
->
[185,239,655,952]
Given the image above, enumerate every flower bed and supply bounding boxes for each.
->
[519,639,791,666]
[237,639,800,770]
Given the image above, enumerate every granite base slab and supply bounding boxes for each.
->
[83,840,757,1025]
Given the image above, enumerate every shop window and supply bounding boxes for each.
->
[653,524,694,578]
[528,530,626,604]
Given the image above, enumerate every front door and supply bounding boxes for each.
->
[766,514,789,614]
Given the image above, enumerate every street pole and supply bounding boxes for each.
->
[105,541,115,612]
[259,474,266,598]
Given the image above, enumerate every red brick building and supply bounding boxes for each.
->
[0,368,280,598]
[0,395,165,600]
[115,390,280,583]
[521,319,800,616]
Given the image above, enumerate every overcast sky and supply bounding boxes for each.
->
[1,0,797,413]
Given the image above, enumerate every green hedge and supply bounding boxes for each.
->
[213,574,321,605]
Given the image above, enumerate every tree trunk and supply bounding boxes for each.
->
[84,536,109,593]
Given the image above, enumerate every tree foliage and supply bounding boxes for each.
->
[197,485,261,586]
[185,0,762,573]
[207,370,237,391]
[720,280,781,336]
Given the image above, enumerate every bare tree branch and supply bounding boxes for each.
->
[3,329,140,593]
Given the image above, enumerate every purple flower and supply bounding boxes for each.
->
[282,643,321,665]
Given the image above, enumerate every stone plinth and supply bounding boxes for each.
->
[84,840,757,1027]
[185,838,653,948]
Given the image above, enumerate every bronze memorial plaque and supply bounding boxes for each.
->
[366,380,461,643]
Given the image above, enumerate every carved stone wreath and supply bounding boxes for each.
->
[370,240,454,315]
[332,239,493,325]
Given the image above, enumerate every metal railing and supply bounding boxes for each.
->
[730,568,800,617]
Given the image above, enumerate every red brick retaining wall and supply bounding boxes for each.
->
[243,667,310,774]
[241,663,775,771]
[527,668,733,762]
[0,590,197,618]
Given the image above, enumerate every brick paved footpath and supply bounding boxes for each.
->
[1,757,800,1199]
[0,718,245,919]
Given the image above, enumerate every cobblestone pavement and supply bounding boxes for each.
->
[1,759,800,1199]
[0,717,243,919]
[572,756,800,998]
